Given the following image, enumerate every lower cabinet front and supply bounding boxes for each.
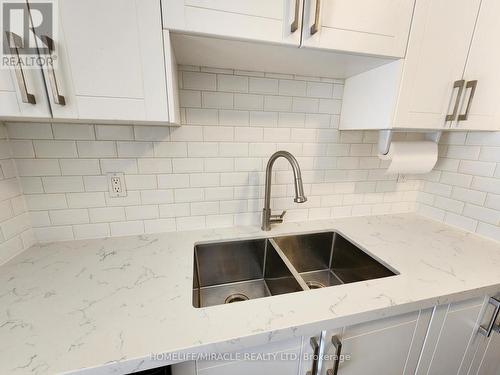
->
[171,295,500,375]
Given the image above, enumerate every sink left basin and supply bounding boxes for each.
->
[193,238,303,308]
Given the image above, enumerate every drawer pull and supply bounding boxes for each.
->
[457,80,477,121]
[5,31,36,104]
[479,297,500,337]
[306,337,320,375]
[310,0,321,35]
[40,35,66,106]
[291,0,300,32]
[445,79,465,122]
[327,335,342,375]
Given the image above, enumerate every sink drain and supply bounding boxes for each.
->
[306,281,326,289]
[225,293,249,304]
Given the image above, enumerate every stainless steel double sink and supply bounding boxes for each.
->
[193,231,397,308]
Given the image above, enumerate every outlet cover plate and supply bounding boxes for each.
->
[107,172,127,198]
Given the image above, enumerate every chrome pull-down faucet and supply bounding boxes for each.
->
[261,151,307,231]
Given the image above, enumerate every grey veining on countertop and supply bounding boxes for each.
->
[1,213,500,374]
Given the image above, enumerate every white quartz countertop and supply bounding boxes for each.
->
[1,213,500,375]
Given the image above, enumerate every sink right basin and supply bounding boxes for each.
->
[273,231,397,288]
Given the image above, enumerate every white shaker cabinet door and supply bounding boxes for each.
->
[454,0,500,131]
[36,0,170,123]
[0,0,51,120]
[476,331,500,375]
[162,0,303,46]
[393,0,481,129]
[321,310,423,375]
[301,0,414,58]
[416,298,484,375]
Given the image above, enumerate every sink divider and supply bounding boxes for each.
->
[268,238,311,292]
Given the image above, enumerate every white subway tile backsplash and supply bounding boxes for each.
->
[234,94,263,111]
[49,209,89,225]
[249,111,278,127]
[125,205,159,220]
[77,141,116,158]
[174,188,203,203]
[67,192,105,208]
[279,79,306,96]
[463,204,500,225]
[447,145,481,160]
[6,123,52,139]
[34,140,77,158]
[125,174,157,190]
[60,159,100,176]
[176,216,205,230]
[74,223,110,240]
[458,160,496,176]
[9,140,35,158]
[179,90,202,108]
[318,99,342,114]
[52,124,95,140]
[476,222,500,241]
[219,143,248,157]
[100,159,138,174]
[140,190,174,205]
[451,187,486,206]
[96,125,134,140]
[105,191,141,207]
[42,176,84,193]
[479,147,500,162]
[34,226,74,242]
[137,158,172,174]
[117,142,154,157]
[24,194,66,212]
[110,220,144,236]
[217,74,248,93]
[264,96,292,112]
[249,77,278,94]
[89,207,126,223]
[183,71,216,90]
[16,159,61,176]
[8,67,496,245]
[144,218,176,233]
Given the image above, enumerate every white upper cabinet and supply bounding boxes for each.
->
[393,0,480,129]
[33,0,176,124]
[162,0,303,46]
[340,0,483,130]
[0,0,51,119]
[301,0,415,58]
[0,0,179,125]
[454,0,500,131]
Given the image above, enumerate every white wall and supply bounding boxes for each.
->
[4,66,419,242]
[0,124,35,263]
[417,132,500,241]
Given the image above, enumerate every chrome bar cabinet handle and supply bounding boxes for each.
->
[479,297,500,337]
[5,31,36,104]
[40,35,66,105]
[445,79,465,122]
[291,0,300,32]
[306,337,320,375]
[457,80,477,121]
[327,335,342,375]
[310,0,321,35]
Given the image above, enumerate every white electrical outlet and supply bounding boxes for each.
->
[107,172,127,198]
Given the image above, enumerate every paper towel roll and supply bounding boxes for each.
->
[382,141,438,175]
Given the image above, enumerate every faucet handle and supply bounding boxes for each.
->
[270,210,287,224]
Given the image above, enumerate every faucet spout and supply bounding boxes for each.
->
[262,151,307,231]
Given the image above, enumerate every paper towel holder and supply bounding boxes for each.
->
[378,130,442,156]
